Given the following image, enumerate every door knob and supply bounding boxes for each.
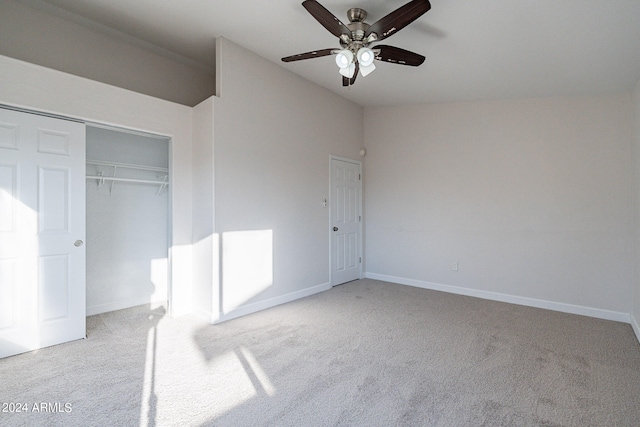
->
[333,227,339,231]
[74,240,84,247]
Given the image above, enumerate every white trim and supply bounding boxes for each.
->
[365,273,631,323]
[631,314,640,344]
[330,154,361,165]
[86,296,167,316]
[215,282,332,324]
[193,306,215,324]
[0,103,83,123]
[87,122,171,141]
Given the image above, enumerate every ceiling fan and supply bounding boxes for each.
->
[282,0,431,87]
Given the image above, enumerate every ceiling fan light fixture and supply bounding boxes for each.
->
[357,47,375,67]
[360,62,376,77]
[339,63,356,79]
[335,49,354,69]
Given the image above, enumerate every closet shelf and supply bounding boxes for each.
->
[86,159,168,173]
[86,159,169,194]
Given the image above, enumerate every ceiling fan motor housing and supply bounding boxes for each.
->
[341,8,372,52]
[347,8,367,23]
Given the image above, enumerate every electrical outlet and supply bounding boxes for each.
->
[452,262,459,271]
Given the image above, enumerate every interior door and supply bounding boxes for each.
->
[0,107,86,359]
[330,157,362,286]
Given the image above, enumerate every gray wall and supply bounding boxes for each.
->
[0,0,214,106]
[364,95,634,315]
[191,97,216,319]
[196,38,364,320]
[633,79,640,329]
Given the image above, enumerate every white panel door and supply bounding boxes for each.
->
[331,158,361,286]
[0,108,86,359]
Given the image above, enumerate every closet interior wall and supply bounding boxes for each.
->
[86,126,170,315]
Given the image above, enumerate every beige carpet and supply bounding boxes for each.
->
[1,279,640,426]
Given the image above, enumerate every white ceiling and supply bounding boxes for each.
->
[28,0,640,107]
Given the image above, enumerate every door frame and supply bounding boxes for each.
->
[0,104,175,316]
[329,155,363,286]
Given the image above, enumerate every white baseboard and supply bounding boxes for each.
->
[86,296,167,316]
[192,306,216,324]
[631,314,640,344]
[365,273,631,324]
[215,282,332,324]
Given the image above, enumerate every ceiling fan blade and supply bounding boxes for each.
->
[365,0,431,41]
[302,0,351,39]
[375,45,425,66]
[282,48,336,62]
[343,62,359,87]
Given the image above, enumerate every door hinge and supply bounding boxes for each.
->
[359,215,361,222]
[359,173,361,181]
[359,257,362,263]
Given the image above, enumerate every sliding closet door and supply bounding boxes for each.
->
[0,108,86,359]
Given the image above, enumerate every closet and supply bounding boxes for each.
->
[85,125,170,315]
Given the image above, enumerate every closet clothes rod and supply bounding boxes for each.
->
[86,159,169,194]
[85,176,170,186]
